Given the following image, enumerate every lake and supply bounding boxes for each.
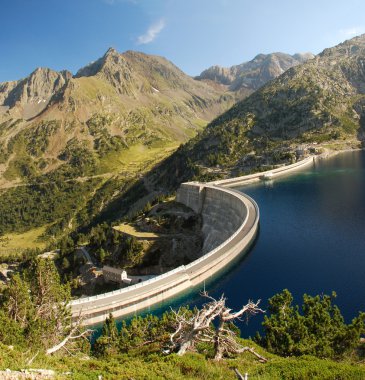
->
[115,150,365,337]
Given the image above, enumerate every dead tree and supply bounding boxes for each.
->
[213,295,266,361]
[46,312,93,355]
[170,293,225,355]
[170,292,266,362]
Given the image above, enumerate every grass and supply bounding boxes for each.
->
[0,339,364,380]
[2,137,30,181]
[74,76,123,102]
[97,142,180,174]
[0,225,48,254]
[181,118,208,139]
[113,223,162,239]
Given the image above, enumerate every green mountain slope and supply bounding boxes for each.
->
[153,35,365,187]
[1,36,364,248]
[0,48,235,247]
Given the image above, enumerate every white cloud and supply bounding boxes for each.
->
[339,26,365,38]
[137,19,165,45]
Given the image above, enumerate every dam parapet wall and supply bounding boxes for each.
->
[211,156,314,187]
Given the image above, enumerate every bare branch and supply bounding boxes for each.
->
[46,313,94,355]
[236,346,268,363]
[169,292,265,361]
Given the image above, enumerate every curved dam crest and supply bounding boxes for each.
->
[70,156,314,326]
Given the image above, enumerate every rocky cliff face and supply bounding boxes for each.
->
[196,52,314,96]
[0,48,234,123]
[0,38,360,241]
[0,68,71,119]
[75,48,137,96]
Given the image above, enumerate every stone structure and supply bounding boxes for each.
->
[176,184,247,254]
[210,156,314,187]
[103,266,131,284]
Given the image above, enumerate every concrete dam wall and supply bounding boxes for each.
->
[176,184,247,254]
[71,184,259,326]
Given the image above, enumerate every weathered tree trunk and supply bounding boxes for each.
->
[46,317,93,355]
[213,320,225,360]
[237,347,268,363]
[177,339,193,355]
[170,292,266,363]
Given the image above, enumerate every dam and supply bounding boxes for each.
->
[70,156,314,325]
[71,184,259,325]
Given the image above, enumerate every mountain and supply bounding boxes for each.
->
[153,36,365,188]
[1,37,362,248]
[196,52,314,97]
[0,48,233,130]
[0,48,236,246]
[0,68,72,119]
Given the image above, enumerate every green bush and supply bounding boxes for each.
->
[256,289,365,359]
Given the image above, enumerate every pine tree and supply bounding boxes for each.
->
[257,289,365,358]
[94,313,118,356]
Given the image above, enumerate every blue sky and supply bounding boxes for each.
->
[1,0,365,82]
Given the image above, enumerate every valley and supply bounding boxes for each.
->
[1,29,365,379]
[0,46,314,251]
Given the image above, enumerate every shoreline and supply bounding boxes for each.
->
[209,156,315,188]
[214,144,364,188]
[316,145,364,160]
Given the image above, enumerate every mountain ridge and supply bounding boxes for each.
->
[0,47,238,245]
[0,38,358,246]
[150,35,365,189]
[195,51,314,96]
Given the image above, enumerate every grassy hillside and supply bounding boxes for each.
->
[0,256,364,379]
[1,339,364,379]
[0,49,237,250]
[2,36,365,249]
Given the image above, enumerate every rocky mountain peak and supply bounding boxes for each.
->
[197,65,234,86]
[0,67,70,119]
[105,46,117,56]
[75,47,136,95]
[320,34,365,58]
[75,47,128,77]
[292,52,315,62]
[196,52,314,95]
[252,53,267,62]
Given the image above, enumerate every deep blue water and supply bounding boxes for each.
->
[201,150,365,336]
[114,150,365,338]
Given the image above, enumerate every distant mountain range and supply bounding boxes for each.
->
[0,48,231,131]
[196,52,314,97]
[0,49,313,123]
[0,48,315,189]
